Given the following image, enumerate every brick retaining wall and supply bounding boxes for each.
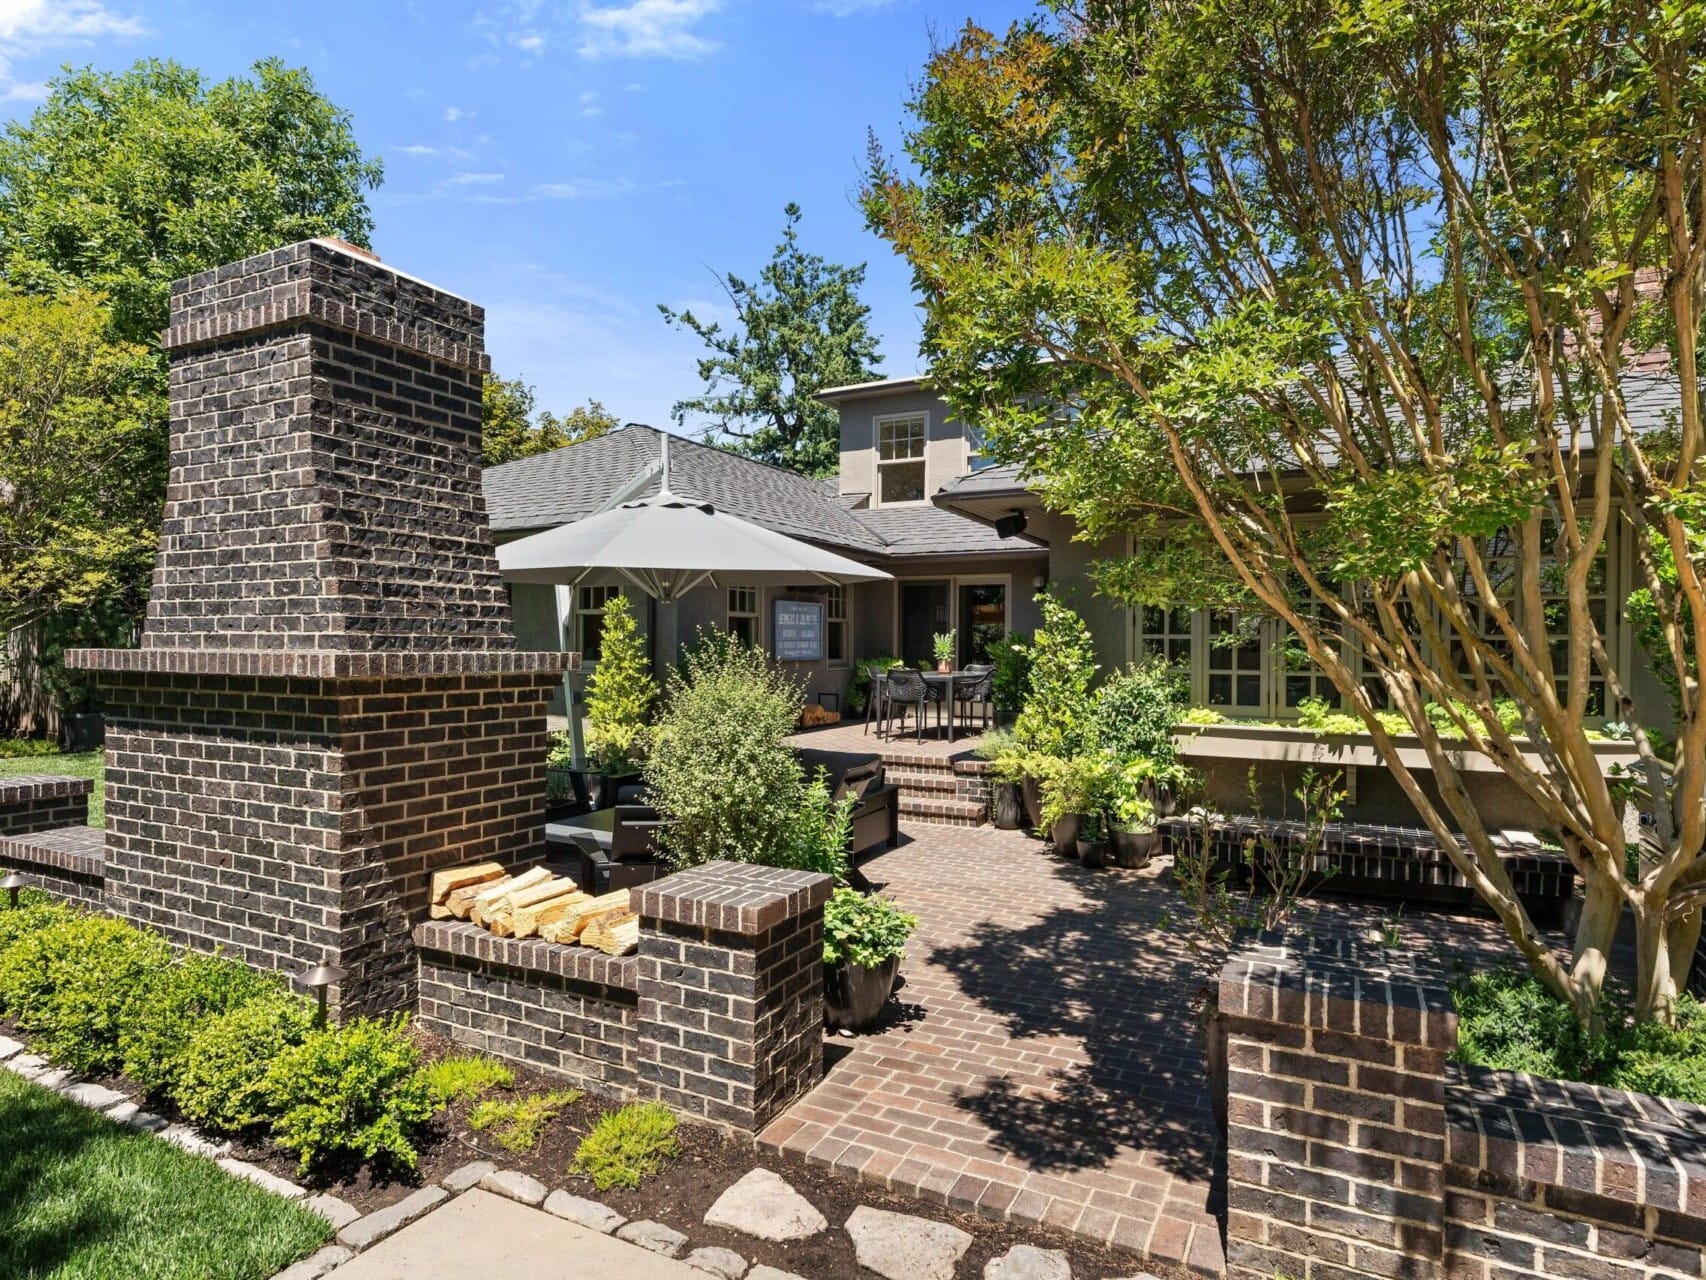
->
[0,774,91,836]
[0,825,105,906]
[1221,935,1706,1280]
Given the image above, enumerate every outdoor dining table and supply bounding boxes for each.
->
[873,669,979,743]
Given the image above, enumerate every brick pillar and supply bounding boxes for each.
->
[633,862,833,1131]
[68,239,571,1015]
[1220,935,1455,1280]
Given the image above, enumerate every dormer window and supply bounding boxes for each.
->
[967,423,996,472]
[877,414,927,504]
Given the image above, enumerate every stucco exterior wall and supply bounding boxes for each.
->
[836,388,969,504]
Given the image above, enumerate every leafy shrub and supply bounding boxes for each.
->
[990,631,1032,716]
[469,1088,582,1152]
[1037,753,1117,831]
[263,1015,437,1174]
[1178,706,1224,725]
[0,911,172,1073]
[176,992,315,1133]
[786,769,853,882]
[120,951,285,1095]
[418,1053,515,1106]
[570,1101,682,1190]
[1012,594,1098,757]
[0,736,60,757]
[823,888,918,970]
[846,655,903,716]
[645,632,807,869]
[1093,659,1188,765]
[583,593,656,773]
[0,894,69,959]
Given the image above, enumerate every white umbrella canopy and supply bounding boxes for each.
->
[497,492,892,601]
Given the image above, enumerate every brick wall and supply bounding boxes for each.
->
[0,774,91,836]
[634,862,833,1131]
[414,920,638,1095]
[0,826,105,906]
[1221,935,1706,1280]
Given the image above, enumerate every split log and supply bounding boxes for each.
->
[584,911,639,956]
[430,861,506,905]
[513,889,592,939]
[447,875,512,919]
[429,902,454,920]
[470,866,550,927]
[486,879,582,938]
[540,890,629,943]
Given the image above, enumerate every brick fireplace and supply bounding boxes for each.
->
[70,239,570,1015]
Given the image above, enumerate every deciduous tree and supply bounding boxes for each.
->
[481,375,617,466]
[867,1,1706,1027]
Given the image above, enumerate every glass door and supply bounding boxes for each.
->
[900,581,951,668]
[958,582,1008,668]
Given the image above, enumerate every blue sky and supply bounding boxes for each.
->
[0,0,1031,432]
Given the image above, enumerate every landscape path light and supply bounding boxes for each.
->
[1,871,25,909]
[293,958,345,1029]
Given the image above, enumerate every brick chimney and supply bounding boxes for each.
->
[70,239,572,1014]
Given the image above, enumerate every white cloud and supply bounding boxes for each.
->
[0,0,143,95]
[577,0,721,60]
[513,30,544,51]
[449,171,505,185]
[577,89,602,117]
[812,0,903,13]
[394,143,439,158]
[443,105,467,122]
[533,176,635,199]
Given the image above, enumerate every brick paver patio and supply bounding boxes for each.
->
[761,821,1519,1276]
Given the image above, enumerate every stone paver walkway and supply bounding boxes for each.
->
[325,1189,704,1279]
[761,822,1515,1276]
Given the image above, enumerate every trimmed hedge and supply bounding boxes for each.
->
[0,894,442,1173]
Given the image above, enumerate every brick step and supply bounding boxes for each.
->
[883,768,963,796]
[899,795,988,826]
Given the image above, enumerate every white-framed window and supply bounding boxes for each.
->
[876,413,927,505]
[728,586,759,645]
[575,584,621,662]
[1137,604,1194,668]
[966,423,997,472]
[825,585,849,666]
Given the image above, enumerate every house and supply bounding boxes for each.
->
[482,417,1048,716]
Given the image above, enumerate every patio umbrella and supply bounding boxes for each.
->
[496,490,891,600]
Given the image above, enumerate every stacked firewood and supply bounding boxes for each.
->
[799,702,841,727]
[428,862,639,955]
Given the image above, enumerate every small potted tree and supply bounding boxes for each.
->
[1109,761,1159,868]
[823,888,919,1032]
[1076,809,1111,868]
[975,730,1026,829]
[932,630,956,674]
[583,594,656,805]
[1038,754,1112,856]
[990,632,1031,730]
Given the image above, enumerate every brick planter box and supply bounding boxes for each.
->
[1220,934,1706,1280]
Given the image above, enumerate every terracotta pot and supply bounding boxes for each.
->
[1111,828,1159,869]
[825,956,902,1032]
[993,782,1023,830]
[1020,775,1044,832]
[937,659,953,674]
[1050,813,1082,853]
[1076,836,1109,869]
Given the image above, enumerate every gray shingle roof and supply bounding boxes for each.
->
[852,504,1045,557]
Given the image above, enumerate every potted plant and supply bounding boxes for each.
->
[583,593,656,806]
[976,730,1026,830]
[1076,809,1110,869]
[1038,753,1112,856]
[1109,761,1159,869]
[932,630,956,674]
[990,632,1031,730]
[823,888,919,1032]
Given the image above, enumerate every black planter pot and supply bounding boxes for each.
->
[1050,813,1082,854]
[61,711,104,753]
[1076,836,1109,869]
[825,956,902,1032]
[1111,828,1159,869]
[992,782,1023,830]
[1020,775,1044,833]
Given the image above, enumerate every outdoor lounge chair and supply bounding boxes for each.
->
[575,804,670,895]
[881,667,942,742]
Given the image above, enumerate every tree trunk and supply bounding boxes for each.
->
[1570,871,1623,1034]
[1635,902,1680,1025]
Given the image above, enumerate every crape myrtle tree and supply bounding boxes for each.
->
[660,203,882,478]
[865,1,1706,1029]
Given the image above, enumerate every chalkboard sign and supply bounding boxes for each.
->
[772,599,825,662]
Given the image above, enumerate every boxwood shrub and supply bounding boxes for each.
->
[175,991,317,1134]
[120,951,286,1095]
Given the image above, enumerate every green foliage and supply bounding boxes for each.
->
[1178,706,1224,726]
[645,632,809,869]
[1037,753,1116,831]
[0,1068,331,1280]
[787,769,855,883]
[822,888,919,970]
[0,737,59,757]
[990,631,1032,716]
[469,1088,582,1153]
[583,593,656,773]
[0,894,67,957]
[847,655,903,715]
[570,1101,682,1191]
[1108,759,1158,831]
[0,911,171,1074]
[176,992,315,1134]
[932,630,956,663]
[262,1015,437,1174]
[1012,595,1098,758]
[120,950,284,1095]
[0,289,163,637]
[0,58,381,346]
[1453,967,1620,1081]
[482,373,618,466]
[1093,659,1188,765]
[660,203,881,477]
[418,1054,515,1107]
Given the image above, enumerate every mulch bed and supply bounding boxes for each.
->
[5,1015,1192,1279]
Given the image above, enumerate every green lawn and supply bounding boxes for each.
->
[0,1069,328,1280]
[0,753,103,827]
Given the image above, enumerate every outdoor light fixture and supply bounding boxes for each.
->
[994,510,1028,540]
[1,871,25,909]
[294,958,345,1028]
